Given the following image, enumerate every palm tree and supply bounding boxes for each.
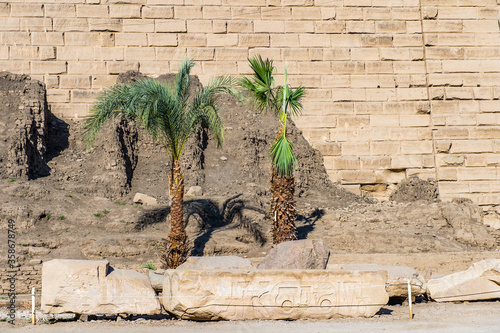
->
[83,59,235,268]
[239,55,305,244]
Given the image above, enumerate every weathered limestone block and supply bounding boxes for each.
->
[328,264,427,298]
[133,192,157,205]
[148,270,164,292]
[162,269,389,320]
[257,239,330,269]
[41,259,160,315]
[178,256,254,270]
[427,259,500,302]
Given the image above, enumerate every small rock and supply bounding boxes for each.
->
[186,186,202,197]
[133,193,158,206]
[220,156,228,161]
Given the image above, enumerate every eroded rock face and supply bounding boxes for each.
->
[41,259,160,315]
[0,72,48,179]
[427,259,500,302]
[162,269,389,320]
[328,263,427,298]
[257,239,330,269]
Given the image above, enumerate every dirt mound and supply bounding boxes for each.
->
[0,72,48,179]
[389,176,439,202]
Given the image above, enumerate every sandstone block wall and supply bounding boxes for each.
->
[1,0,500,209]
[0,259,42,296]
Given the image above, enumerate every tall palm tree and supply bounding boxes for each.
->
[83,59,235,268]
[239,55,305,244]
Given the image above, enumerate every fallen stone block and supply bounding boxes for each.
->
[162,269,389,320]
[41,259,160,315]
[133,192,158,206]
[257,239,330,269]
[186,186,203,197]
[328,263,427,298]
[427,259,500,302]
[178,256,254,270]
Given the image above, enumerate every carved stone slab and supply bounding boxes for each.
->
[41,259,160,315]
[162,269,389,320]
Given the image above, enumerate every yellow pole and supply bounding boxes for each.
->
[408,280,413,319]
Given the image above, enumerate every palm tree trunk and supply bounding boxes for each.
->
[164,159,188,268]
[270,166,297,244]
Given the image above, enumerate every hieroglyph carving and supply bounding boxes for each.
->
[162,269,389,320]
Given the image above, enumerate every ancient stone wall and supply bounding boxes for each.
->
[0,259,42,297]
[1,0,499,209]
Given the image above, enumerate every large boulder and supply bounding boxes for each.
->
[41,259,160,315]
[427,259,500,302]
[178,256,254,270]
[257,239,330,269]
[162,269,389,320]
[328,263,427,298]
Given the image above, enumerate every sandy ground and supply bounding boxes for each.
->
[1,301,500,333]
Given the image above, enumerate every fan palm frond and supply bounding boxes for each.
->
[270,135,297,177]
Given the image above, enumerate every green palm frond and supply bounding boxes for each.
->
[84,78,184,158]
[277,84,305,119]
[83,83,134,149]
[239,55,306,177]
[183,75,238,150]
[238,55,278,115]
[288,85,305,117]
[270,134,297,177]
[175,59,195,110]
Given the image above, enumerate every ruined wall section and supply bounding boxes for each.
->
[0,0,499,209]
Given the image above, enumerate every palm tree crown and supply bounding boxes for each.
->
[83,59,236,268]
[239,55,305,176]
[84,60,234,162]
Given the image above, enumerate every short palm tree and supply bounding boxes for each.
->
[239,55,305,244]
[83,59,235,268]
